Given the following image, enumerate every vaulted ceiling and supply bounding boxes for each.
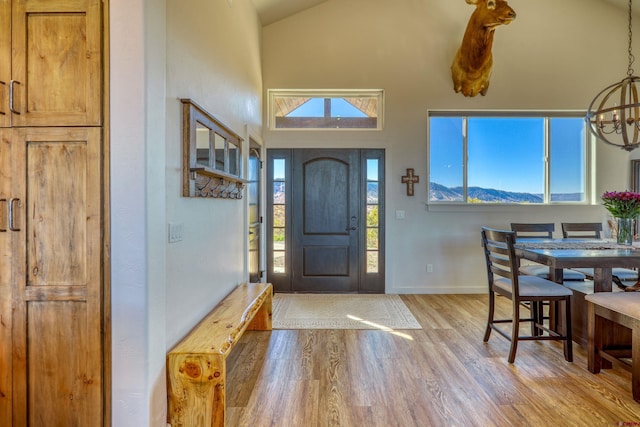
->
[252,0,640,27]
[252,0,327,26]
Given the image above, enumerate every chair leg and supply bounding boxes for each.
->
[508,302,520,363]
[563,297,573,362]
[538,302,545,335]
[484,291,495,342]
[531,301,544,337]
[549,301,559,332]
[530,301,537,336]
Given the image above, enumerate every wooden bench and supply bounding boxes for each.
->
[167,283,273,426]
[586,292,640,401]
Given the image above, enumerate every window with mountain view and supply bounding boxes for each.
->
[268,90,383,130]
[428,112,588,204]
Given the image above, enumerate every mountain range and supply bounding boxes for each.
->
[429,182,583,203]
[274,181,581,204]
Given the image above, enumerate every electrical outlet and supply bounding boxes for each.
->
[395,210,405,220]
[427,264,433,273]
[168,222,183,243]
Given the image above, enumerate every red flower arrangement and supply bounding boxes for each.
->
[601,191,640,219]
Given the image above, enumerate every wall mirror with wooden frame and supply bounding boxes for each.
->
[182,99,245,198]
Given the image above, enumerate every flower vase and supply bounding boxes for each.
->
[617,217,634,245]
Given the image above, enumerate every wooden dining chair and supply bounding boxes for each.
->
[561,222,638,287]
[481,227,573,363]
[510,223,586,281]
[561,222,602,239]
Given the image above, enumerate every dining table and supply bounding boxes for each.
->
[514,238,640,347]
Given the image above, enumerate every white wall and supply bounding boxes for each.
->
[110,0,149,425]
[110,0,262,424]
[261,0,633,294]
[164,0,262,352]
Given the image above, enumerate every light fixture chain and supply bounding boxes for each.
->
[629,0,635,76]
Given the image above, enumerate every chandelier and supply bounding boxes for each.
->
[586,0,640,151]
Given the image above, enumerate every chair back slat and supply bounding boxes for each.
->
[481,227,519,296]
[510,223,554,239]
[561,222,602,239]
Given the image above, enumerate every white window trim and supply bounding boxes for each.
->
[427,110,595,208]
[268,89,384,131]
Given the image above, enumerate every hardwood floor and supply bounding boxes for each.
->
[225,294,640,426]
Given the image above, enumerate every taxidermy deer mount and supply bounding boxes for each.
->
[451,0,516,97]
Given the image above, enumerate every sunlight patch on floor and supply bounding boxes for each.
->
[346,314,415,340]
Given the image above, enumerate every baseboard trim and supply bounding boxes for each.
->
[388,285,487,294]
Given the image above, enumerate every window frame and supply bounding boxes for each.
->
[268,89,384,131]
[427,110,594,207]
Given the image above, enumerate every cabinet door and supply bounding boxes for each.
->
[0,129,11,427]
[11,127,103,425]
[11,0,102,127]
[0,0,9,128]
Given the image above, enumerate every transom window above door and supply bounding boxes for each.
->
[268,89,384,130]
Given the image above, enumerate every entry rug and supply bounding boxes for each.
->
[272,293,422,330]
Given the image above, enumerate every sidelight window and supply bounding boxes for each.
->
[272,158,286,273]
[366,158,379,273]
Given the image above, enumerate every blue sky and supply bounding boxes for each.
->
[430,116,585,195]
[287,98,368,118]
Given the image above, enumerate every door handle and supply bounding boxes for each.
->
[8,198,21,231]
[0,81,6,116]
[345,215,357,231]
[0,198,6,232]
[9,80,20,115]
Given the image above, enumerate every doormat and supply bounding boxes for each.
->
[272,293,422,330]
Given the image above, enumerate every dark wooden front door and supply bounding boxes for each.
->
[292,149,360,292]
[267,149,385,293]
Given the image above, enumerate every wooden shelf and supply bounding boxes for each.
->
[190,166,247,184]
[190,167,247,199]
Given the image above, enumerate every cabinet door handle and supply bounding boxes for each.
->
[9,80,20,115]
[0,81,6,116]
[8,198,20,232]
[0,198,6,232]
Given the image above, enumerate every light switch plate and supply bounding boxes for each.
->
[168,222,183,243]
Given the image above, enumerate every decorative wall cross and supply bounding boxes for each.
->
[401,168,419,196]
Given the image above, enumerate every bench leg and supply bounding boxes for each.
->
[167,353,226,426]
[247,288,272,331]
[588,302,603,374]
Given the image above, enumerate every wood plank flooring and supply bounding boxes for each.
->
[225,294,640,426]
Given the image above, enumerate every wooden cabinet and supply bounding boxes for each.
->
[0,129,11,422]
[1,0,102,127]
[0,0,106,425]
[0,1,10,128]
[9,128,103,425]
